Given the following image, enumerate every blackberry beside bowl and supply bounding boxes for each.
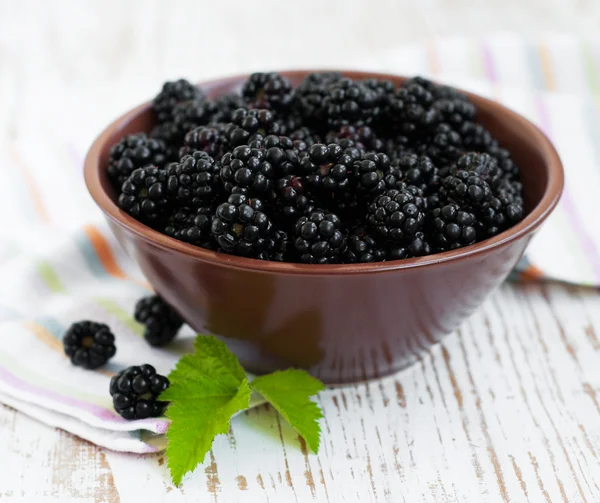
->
[84,70,563,384]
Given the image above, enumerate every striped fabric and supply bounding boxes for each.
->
[0,35,599,452]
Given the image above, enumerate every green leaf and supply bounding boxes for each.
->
[250,369,325,452]
[161,335,251,486]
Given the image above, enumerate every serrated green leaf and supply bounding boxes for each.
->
[161,335,251,486]
[250,369,325,452]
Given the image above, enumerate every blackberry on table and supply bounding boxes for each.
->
[366,187,426,242]
[166,151,221,206]
[343,226,386,263]
[63,321,116,369]
[119,166,170,222]
[299,143,361,192]
[294,210,345,263]
[429,203,477,251]
[108,133,168,188]
[211,193,272,256]
[242,72,294,112]
[153,79,204,123]
[110,364,170,420]
[219,144,275,195]
[164,205,214,246]
[134,295,184,347]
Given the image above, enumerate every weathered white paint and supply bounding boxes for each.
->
[2,1,600,501]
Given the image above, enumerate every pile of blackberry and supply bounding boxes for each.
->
[110,73,524,263]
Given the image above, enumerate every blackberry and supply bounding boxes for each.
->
[261,134,302,177]
[211,93,246,123]
[387,232,432,260]
[407,77,469,102]
[225,108,281,148]
[290,127,321,148]
[325,125,384,152]
[418,123,463,166]
[439,169,492,211]
[476,180,524,237]
[219,145,275,194]
[294,72,343,124]
[153,79,204,123]
[366,187,426,242]
[134,295,184,347]
[211,193,272,256]
[386,80,437,136]
[179,124,227,159]
[343,226,386,263]
[299,143,361,192]
[322,78,379,128]
[433,98,476,128]
[109,364,170,420]
[170,99,217,140]
[108,134,168,188]
[242,72,294,111]
[294,210,345,263]
[391,153,439,193]
[454,152,501,188]
[119,166,170,222]
[489,145,521,180]
[274,175,315,221]
[164,206,213,246]
[262,229,293,262]
[362,78,396,103]
[429,203,477,250]
[353,152,398,195]
[63,321,116,369]
[166,151,221,205]
[460,122,496,151]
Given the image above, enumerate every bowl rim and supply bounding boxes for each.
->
[84,69,564,276]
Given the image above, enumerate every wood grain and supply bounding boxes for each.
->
[2,0,600,501]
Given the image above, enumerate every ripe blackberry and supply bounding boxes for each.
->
[353,152,398,195]
[391,153,439,193]
[179,124,227,159]
[242,72,294,111]
[343,226,386,263]
[460,122,496,151]
[219,145,275,194]
[366,187,426,242]
[439,169,492,211]
[108,134,168,189]
[262,229,293,262]
[418,123,463,166]
[386,80,436,136]
[110,364,170,420]
[294,210,345,263]
[362,78,396,103]
[433,98,476,128]
[225,108,281,148]
[429,203,477,250]
[261,134,302,177]
[299,143,361,192]
[166,151,220,205]
[211,193,272,256]
[274,175,315,221]
[134,295,184,347]
[489,145,521,180]
[294,72,343,124]
[153,79,204,122]
[289,127,321,148]
[211,93,247,123]
[454,152,501,188]
[171,99,217,140]
[387,232,432,260]
[63,321,116,369]
[325,125,384,153]
[322,78,379,127]
[164,206,213,246]
[119,166,170,222]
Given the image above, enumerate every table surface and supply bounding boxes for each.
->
[2,1,600,502]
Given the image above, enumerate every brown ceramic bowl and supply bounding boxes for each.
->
[84,70,563,384]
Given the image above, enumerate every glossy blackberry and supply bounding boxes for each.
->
[433,98,476,128]
[109,364,170,420]
[386,80,437,136]
[387,231,432,260]
[164,206,213,246]
[171,99,217,140]
[460,121,496,151]
[261,134,302,177]
[408,77,469,102]
[362,78,396,102]
[454,152,501,188]
[179,124,227,159]
[119,167,170,222]
[274,175,315,221]
[343,226,386,263]
[439,169,493,211]
[294,72,343,124]
[153,79,204,122]
[391,153,439,193]
[134,295,184,347]
[429,203,477,250]
[489,145,521,180]
[219,145,275,194]
[242,72,294,111]
[299,143,361,192]
[418,123,463,166]
[225,108,281,148]
[262,229,293,262]
[211,93,247,123]
[108,134,168,188]
[322,78,379,127]
[289,127,321,148]
[166,151,220,206]
[366,187,426,242]
[325,125,384,152]
[353,152,398,195]
[476,180,525,237]
[211,193,272,256]
[63,321,116,369]
[294,210,345,263]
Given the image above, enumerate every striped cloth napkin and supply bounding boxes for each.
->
[1,35,599,453]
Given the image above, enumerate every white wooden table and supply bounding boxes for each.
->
[2,1,600,501]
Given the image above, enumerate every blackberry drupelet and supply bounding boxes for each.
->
[299,143,361,192]
[219,145,275,194]
[166,151,221,206]
[242,72,294,111]
[294,72,343,125]
[294,210,345,263]
[164,205,214,246]
[366,187,427,242]
[321,78,379,128]
[110,364,170,420]
[108,133,168,188]
[119,166,170,222]
[63,321,116,369]
[225,108,281,148]
[343,226,386,263]
[211,193,272,256]
[134,295,184,347]
[429,203,477,250]
[153,79,204,123]
[179,124,227,159]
